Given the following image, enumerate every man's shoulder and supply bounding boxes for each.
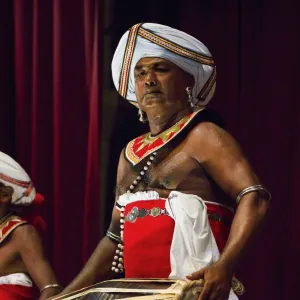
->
[177,108,227,146]
[188,120,234,147]
[0,215,28,245]
[11,222,40,248]
[186,120,242,163]
[12,222,36,238]
[190,120,225,137]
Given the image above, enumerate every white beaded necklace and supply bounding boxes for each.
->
[111,151,158,274]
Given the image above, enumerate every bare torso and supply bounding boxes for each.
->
[117,124,233,208]
[0,227,28,277]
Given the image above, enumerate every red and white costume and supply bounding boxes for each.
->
[111,23,240,299]
[0,273,33,300]
[0,151,41,300]
[112,110,238,299]
[116,191,238,300]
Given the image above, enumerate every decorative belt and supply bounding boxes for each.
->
[208,213,232,226]
[125,206,170,223]
[125,207,231,226]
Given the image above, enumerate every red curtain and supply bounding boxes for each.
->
[12,0,102,285]
[179,1,300,299]
[1,0,300,299]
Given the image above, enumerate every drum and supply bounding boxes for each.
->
[52,278,244,300]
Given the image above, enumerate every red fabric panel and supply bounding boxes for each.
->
[123,200,175,278]
[123,200,233,278]
[0,285,32,300]
[206,203,234,253]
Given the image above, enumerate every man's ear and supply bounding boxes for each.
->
[189,76,195,88]
[185,72,195,88]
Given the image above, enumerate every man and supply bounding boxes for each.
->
[0,151,61,299]
[60,23,270,300]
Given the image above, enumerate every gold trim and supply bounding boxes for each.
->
[198,67,217,101]
[138,27,214,66]
[0,215,27,244]
[121,26,215,107]
[119,23,143,98]
[125,109,203,165]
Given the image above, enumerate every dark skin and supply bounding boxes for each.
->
[59,57,269,300]
[0,184,61,300]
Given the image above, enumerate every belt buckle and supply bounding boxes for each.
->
[126,206,139,223]
[150,207,161,217]
[210,212,221,222]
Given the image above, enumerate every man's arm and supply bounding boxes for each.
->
[60,236,118,294]
[59,149,131,296]
[13,224,61,300]
[186,122,270,300]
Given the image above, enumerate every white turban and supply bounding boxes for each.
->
[0,151,36,206]
[112,23,216,107]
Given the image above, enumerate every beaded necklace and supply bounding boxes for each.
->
[111,151,158,273]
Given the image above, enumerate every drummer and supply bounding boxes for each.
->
[60,23,270,300]
[0,151,61,300]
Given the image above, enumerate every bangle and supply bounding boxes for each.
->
[106,230,122,244]
[40,284,62,293]
[236,184,271,204]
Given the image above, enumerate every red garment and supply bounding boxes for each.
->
[123,199,233,278]
[124,200,175,278]
[0,284,33,300]
[206,203,234,253]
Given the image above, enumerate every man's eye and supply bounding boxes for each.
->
[137,71,146,77]
[156,68,168,72]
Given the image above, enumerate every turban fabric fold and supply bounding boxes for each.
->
[0,152,36,206]
[112,23,216,107]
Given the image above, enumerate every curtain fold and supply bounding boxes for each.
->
[178,1,300,299]
[12,0,101,285]
[1,0,300,298]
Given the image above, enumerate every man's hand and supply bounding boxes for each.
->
[186,262,233,300]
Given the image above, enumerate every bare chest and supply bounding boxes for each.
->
[0,239,22,276]
[118,146,215,200]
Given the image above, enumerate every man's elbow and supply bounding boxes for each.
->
[257,195,270,218]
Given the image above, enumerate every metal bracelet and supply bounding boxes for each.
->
[236,184,271,204]
[40,283,62,293]
[106,230,122,244]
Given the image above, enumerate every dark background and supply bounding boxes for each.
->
[1,1,299,299]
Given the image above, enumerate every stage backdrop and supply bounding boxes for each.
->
[0,0,102,285]
[0,1,299,299]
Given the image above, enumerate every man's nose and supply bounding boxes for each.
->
[145,72,157,87]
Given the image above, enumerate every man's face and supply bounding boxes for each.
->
[134,57,194,114]
[0,183,13,205]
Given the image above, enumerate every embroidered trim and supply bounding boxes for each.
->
[118,25,215,101]
[138,27,215,66]
[125,109,203,165]
[0,173,30,188]
[22,182,33,197]
[198,67,217,101]
[119,23,143,98]
[0,215,27,245]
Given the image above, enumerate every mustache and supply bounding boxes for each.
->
[142,88,163,98]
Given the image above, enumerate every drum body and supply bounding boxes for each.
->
[53,279,199,300]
